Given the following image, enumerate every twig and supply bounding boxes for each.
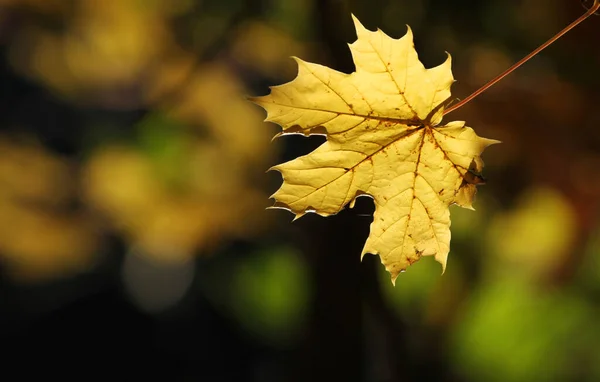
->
[444,0,599,115]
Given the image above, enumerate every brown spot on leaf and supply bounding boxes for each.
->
[463,170,486,185]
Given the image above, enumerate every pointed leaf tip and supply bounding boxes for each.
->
[351,14,369,37]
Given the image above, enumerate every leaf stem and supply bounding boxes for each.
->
[443,0,600,116]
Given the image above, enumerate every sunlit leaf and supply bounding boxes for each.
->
[252,15,498,282]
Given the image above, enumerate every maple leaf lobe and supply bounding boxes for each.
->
[252,15,499,282]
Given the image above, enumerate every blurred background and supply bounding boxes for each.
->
[0,0,599,380]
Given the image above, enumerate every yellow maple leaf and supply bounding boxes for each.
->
[251,15,499,283]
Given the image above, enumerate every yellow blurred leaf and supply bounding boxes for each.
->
[252,15,498,282]
[231,21,307,77]
[83,140,270,263]
[0,204,97,281]
[486,187,576,277]
[0,137,98,282]
[2,0,277,277]
[8,0,173,102]
[171,64,276,166]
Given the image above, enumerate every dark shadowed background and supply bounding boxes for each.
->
[0,0,599,380]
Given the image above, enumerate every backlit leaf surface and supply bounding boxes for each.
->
[251,15,498,282]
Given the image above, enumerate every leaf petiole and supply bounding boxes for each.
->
[443,0,599,116]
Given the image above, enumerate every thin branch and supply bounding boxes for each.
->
[444,0,600,116]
